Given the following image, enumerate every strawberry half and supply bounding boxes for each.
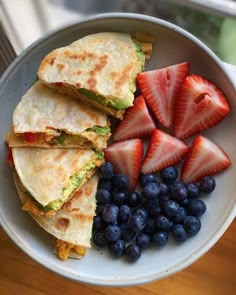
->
[141,129,188,174]
[113,95,156,141]
[138,62,189,128]
[104,139,143,191]
[174,74,230,139]
[181,135,231,183]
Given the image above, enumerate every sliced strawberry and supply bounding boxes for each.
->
[138,62,189,128]
[174,74,230,139]
[181,135,231,183]
[113,95,156,141]
[6,148,13,163]
[141,129,188,174]
[104,139,143,191]
[23,132,37,143]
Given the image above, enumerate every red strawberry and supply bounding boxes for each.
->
[181,135,231,183]
[141,129,188,174]
[174,74,230,139]
[138,62,189,128]
[104,139,143,191]
[113,95,156,141]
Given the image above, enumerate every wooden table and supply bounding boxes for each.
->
[0,219,235,295]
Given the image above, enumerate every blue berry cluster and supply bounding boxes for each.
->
[92,163,215,262]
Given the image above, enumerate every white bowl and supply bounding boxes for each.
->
[0,13,235,286]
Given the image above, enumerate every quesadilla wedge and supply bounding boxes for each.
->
[37,32,152,119]
[9,81,110,150]
[14,172,99,260]
[11,147,103,217]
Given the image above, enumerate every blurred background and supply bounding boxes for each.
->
[0,0,236,65]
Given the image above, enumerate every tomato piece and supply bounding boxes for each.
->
[6,148,13,163]
[23,132,37,143]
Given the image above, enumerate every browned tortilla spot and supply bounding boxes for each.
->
[74,213,93,223]
[85,186,93,196]
[86,78,97,91]
[57,63,65,73]
[64,51,96,61]
[115,63,133,94]
[50,57,56,66]
[54,150,68,162]
[56,217,70,231]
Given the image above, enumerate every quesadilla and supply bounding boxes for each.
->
[9,81,110,150]
[14,172,99,260]
[11,147,103,217]
[37,32,152,119]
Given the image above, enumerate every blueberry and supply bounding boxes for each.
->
[186,183,200,199]
[100,162,114,179]
[127,214,146,232]
[171,207,187,224]
[93,231,108,248]
[160,167,178,183]
[108,239,125,257]
[172,224,188,242]
[159,194,170,207]
[184,216,201,236]
[93,215,105,231]
[143,197,159,209]
[163,200,180,217]
[144,218,156,234]
[148,203,162,218]
[181,198,190,208]
[151,231,168,247]
[112,173,129,192]
[125,244,141,262]
[102,204,119,224]
[98,178,112,191]
[170,181,188,203]
[96,189,111,205]
[121,225,136,242]
[140,173,159,187]
[96,205,105,216]
[127,192,141,207]
[136,233,151,249]
[118,204,131,223]
[159,183,169,195]
[187,199,206,217]
[199,176,216,193]
[143,182,160,199]
[133,207,148,221]
[156,215,172,232]
[112,191,128,205]
[104,225,121,242]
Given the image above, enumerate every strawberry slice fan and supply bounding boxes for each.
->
[174,75,230,139]
[104,138,143,191]
[181,135,231,183]
[137,62,189,128]
[113,95,156,142]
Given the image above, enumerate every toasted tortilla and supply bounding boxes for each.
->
[14,172,98,248]
[10,81,110,150]
[37,32,152,119]
[12,147,103,210]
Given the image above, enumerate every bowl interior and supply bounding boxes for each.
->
[0,14,235,286]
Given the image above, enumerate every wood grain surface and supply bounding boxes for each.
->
[0,219,235,295]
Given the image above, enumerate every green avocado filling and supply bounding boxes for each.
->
[77,42,146,110]
[55,126,110,145]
